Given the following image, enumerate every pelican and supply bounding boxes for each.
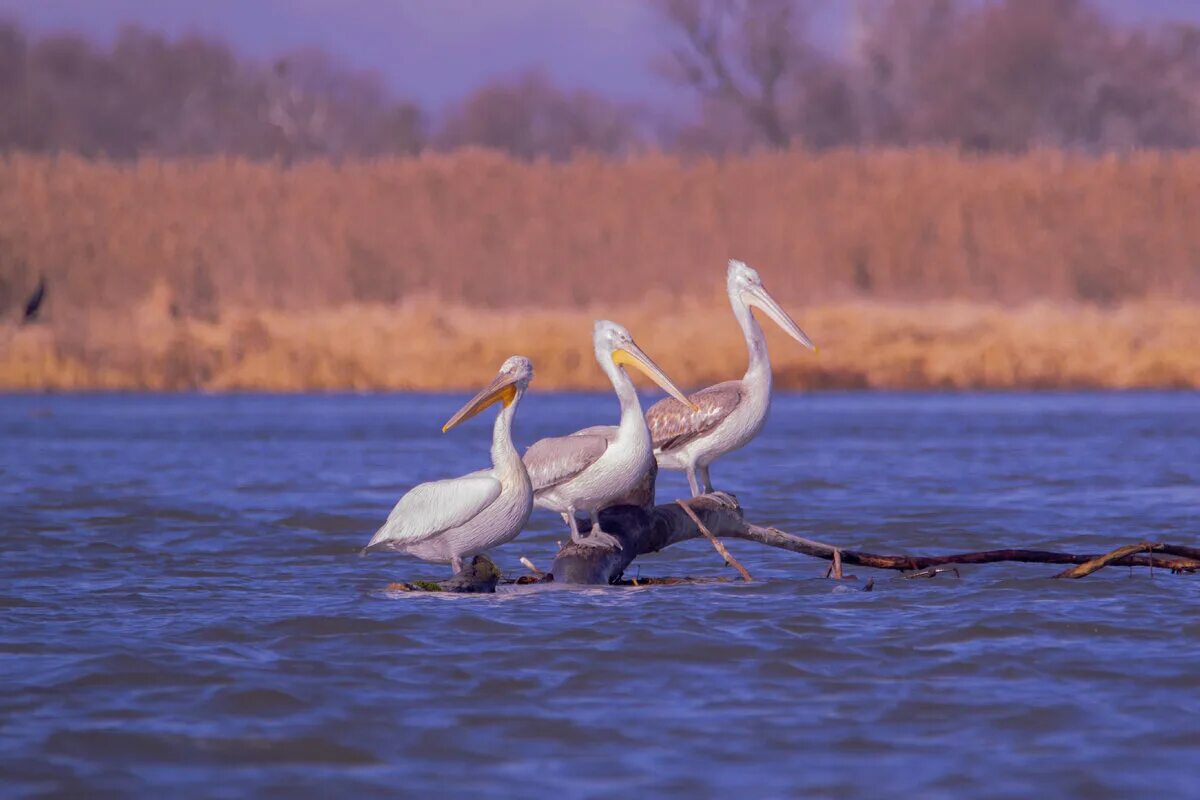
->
[645,260,816,496]
[523,321,696,549]
[365,356,534,573]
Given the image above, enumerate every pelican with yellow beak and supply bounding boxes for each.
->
[645,260,817,496]
[523,321,697,549]
[365,356,534,573]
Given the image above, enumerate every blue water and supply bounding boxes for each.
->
[2,392,1199,798]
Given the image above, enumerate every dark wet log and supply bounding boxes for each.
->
[733,523,1200,573]
[388,555,502,593]
[1158,544,1200,561]
[386,495,1195,589]
[548,492,1199,584]
[551,493,746,585]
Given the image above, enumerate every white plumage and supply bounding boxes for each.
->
[371,475,501,548]
[366,356,535,573]
[522,320,695,549]
[645,260,816,496]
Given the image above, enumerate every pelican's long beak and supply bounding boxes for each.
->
[442,371,519,432]
[747,285,817,351]
[612,341,699,410]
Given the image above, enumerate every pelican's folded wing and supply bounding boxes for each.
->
[646,381,742,453]
[569,425,617,442]
[523,433,609,492]
[367,474,500,549]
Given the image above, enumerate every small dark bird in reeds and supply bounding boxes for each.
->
[22,275,46,324]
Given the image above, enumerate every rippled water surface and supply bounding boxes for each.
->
[3,392,1199,798]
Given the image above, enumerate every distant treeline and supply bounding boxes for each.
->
[3,0,1200,160]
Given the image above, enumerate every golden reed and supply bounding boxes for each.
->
[1,150,1198,390]
[3,294,1198,391]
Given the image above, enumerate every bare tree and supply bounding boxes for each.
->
[654,0,810,149]
[0,22,425,160]
[853,0,1200,151]
[4,5,1200,159]
[0,22,30,148]
[654,0,863,150]
[262,48,424,160]
[1079,21,1200,150]
[852,0,959,144]
[437,70,644,160]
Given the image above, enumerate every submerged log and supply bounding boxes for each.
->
[392,493,1197,591]
[548,492,1200,585]
[551,492,746,585]
[733,524,1200,576]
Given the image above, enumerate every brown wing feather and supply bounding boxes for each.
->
[645,381,742,453]
[522,433,609,492]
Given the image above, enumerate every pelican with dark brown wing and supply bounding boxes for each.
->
[645,260,817,496]
[523,321,696,549]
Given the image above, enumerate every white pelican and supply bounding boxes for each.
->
[523,321,696,549]
[366,356,534,573]
[645,260,816,496]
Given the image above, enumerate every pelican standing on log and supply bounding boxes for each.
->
[523,321,697,549]
[645,260,817,496]
[365,356,534,573]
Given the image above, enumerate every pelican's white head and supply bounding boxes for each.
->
[726,259,817,351]
[593,320,697,409]
[499,355,535,388]
[593,319,633,359]
[442,355,534,432]
[727,259,763,294]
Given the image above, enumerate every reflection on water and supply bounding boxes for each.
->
[2,392,1199,797]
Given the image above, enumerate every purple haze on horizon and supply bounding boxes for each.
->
[2,0,1196,113]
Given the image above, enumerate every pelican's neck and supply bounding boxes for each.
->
[732,292,772,389]
[601,354,648,437]
[490,390,525,478]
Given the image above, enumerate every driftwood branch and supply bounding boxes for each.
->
[676,498,753,581]
[734,524,1200,575]
[549,492,1198,585]
[394,493,1197,592]
[1052,543,1160,579]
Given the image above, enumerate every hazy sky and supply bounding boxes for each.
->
[3,0,1197,112]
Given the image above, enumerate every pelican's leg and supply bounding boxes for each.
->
[451,555,464,574]
[685,465,701,497]
[577,509,623,550]
[698,465,713,494]
[565,505,584,545]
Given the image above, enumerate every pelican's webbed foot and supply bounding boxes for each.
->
[572,526,623,551]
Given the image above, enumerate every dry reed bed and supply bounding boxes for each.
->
[3,294,1197,391]
[2,149,1200,319]
[2,150,1198,390]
